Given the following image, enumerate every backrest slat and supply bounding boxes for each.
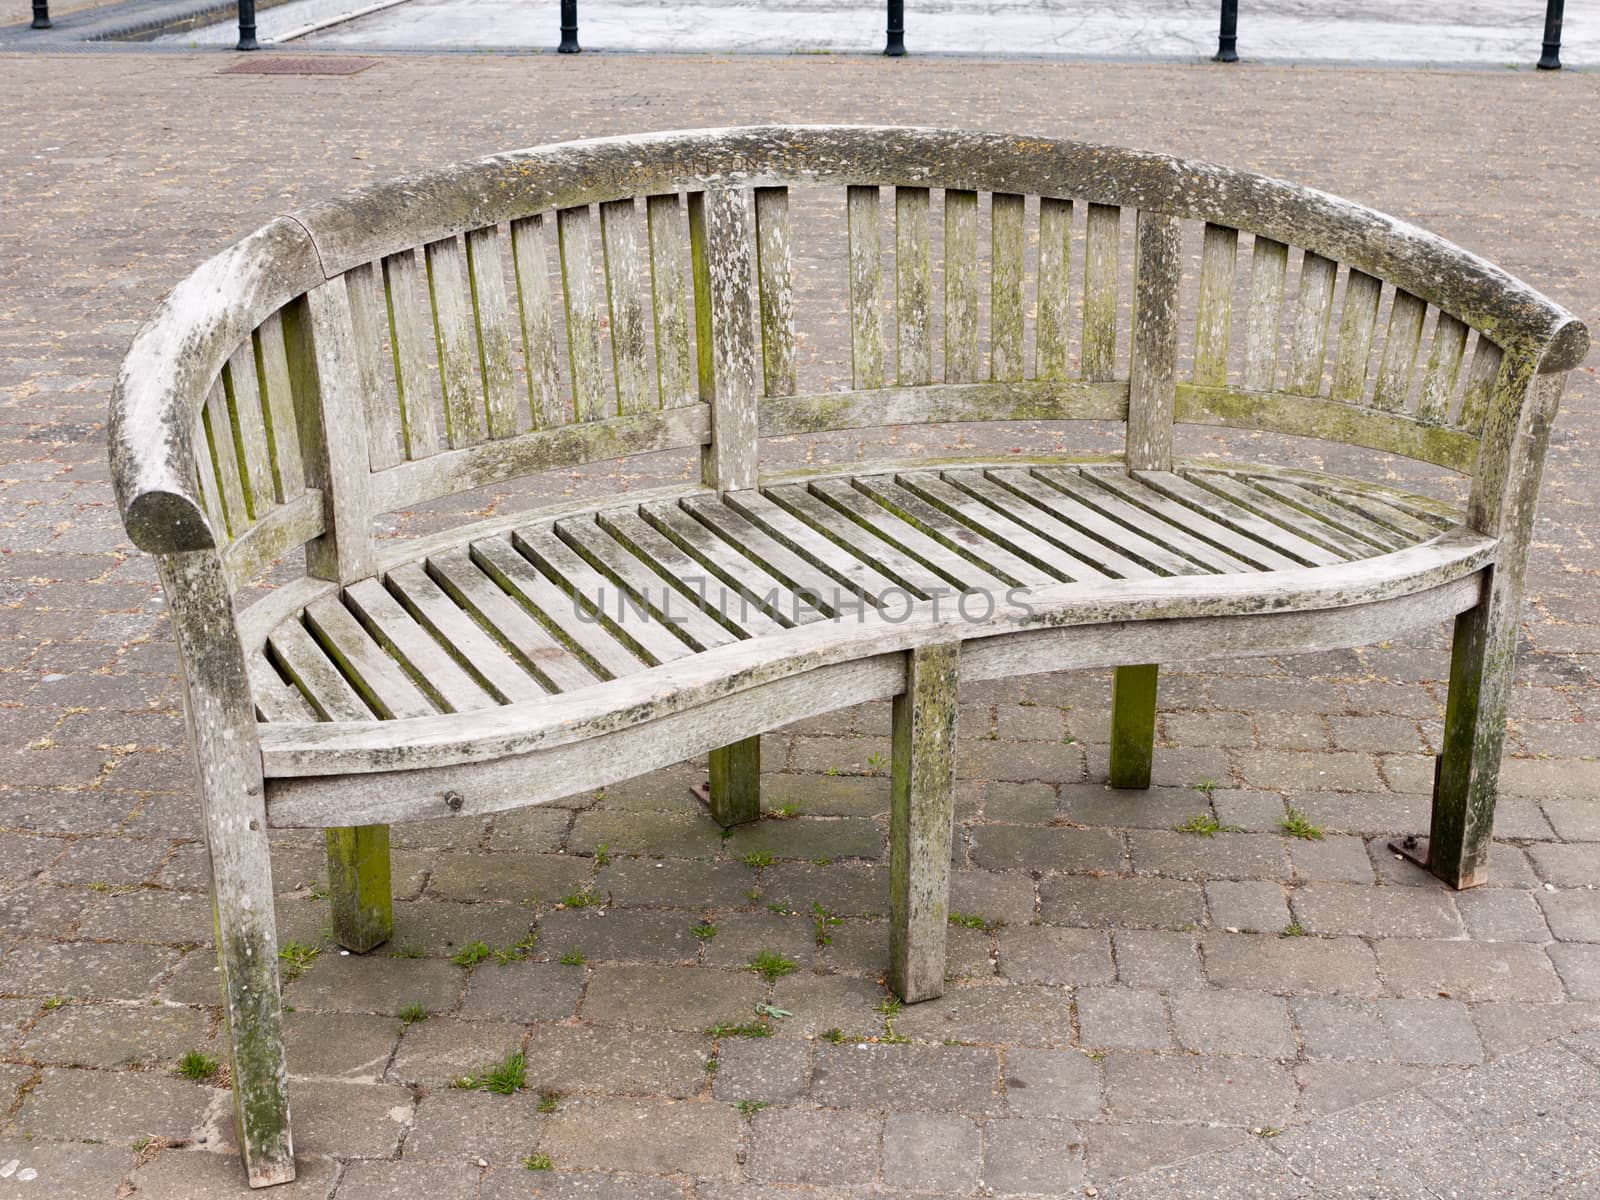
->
[1285,251,1337,396]
[599,199,653,416]
[753,187,797,397]
[344,261,404,470]
[1456,335,1504,433]
[1371,290,1426,411]
[1034,197,1073,381]
[1127,210,1181,472]
[424,236,487,447]
[895,186,933,387]
[847,185,886,391]
[1243,236,1288,391]
[990,192,1026,383]
[193,394,231,538]
[223,342,275,521]
[689,189,759,492]
[380,249,443,459]
[1417,312,1470,423]
[557,206,608,422]
[464,225,526,438]
[254,313,305,504]
[1192,223,1238,387]
[508,215,566,429]
[1329,269,1382,402]
[1081,202,1121,383]
[942,189,980,385]
[203,379,248,536]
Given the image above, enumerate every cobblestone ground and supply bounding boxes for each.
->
[0,51,1596,1198]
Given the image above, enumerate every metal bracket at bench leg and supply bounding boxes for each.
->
[1108,663,1159,789]
[693,737,762,828]
[889,641,959,1004]
[326,824,394,951]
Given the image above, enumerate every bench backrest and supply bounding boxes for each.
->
[110,127,1587,597]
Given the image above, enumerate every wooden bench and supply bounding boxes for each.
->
[108,126,1586,1186]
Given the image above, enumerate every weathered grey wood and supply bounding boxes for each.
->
[985,468,1198,578]
[344,260,405,469]
[156,550,294,1186]
[599,199,652,416]
[1082,467,1307,571]
[1199,471,1403,554]
[269,618,373,721]
[464,224,525,438]
[202,381,247,538]
[1243,236,1289,391]
[647,194,698,409]
[1372,290,1427,412]
[343,577,498,713]
[254,311,307,503]
[718,489,908,602]
[638,502,816,625]
[1286,251,1338,396]
[222,491,327,591]
[1132,470,1347,568]
[1418,313,1470,424]
[1179,469,1371,560]
[558,205,609,422]
[896,186,933,388]
[381,248,444,458]
[223,342,275,521]
[689,188,760,492]
[1108,663,1158,789]
[943,189,980,385]
[847,185,886,391]
[1127,210,1182,473]
[508,214,567,429]
[424,236,488,448]
[754,187,797,398]
[303,594,439,719]
[1081,202,1121,382]
[191,407,228,539]
[1192,223,1238,388]
[759,380,1127,438]
[325,824,392,953]
[1035,197,1074,381]
[1329,269,1383,403]
[247,652,320,723]
[990,192,1026,383]
[889,640,958,1003]
[707,736,761,827]
[1455,335,1504,433]
[385,561,552,702]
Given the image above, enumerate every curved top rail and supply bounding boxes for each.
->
[288,125,1587,372]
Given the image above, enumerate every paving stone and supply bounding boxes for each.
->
[398,813,497,851]
[479,1167,686,1198]
[1099,1141,1314,1199]
[568,810,725,859]
[1202,933,1380,997]
[1539,887,1600,943]
[759,863,888,917]
[523,1024,710,1098]
[809,1042,1004,1113]
[1111,930,1205,990]
[1039,875,1204,931]
[1549,943,1600,1001]
[1423,1041,1600,1129]
[1059,785,1209,830]
[1287,791,1432,837]
[947,868,1038,926]
[594,856,758,910]
[882,1111,981,1191]
[403,1087,546,1162]
[892,982,1075,1047]
[1076,986,1169,1051]
[960,738,1085,784]
[1129,830,1290,882]
[459,960,586,1022]
[767,971,885,1041]
[1289,834,1376,884]
[285,953,465,1016]
[723,815,883,862]
[981,1116,1084,1194]
[0,886,86,938]
[765,771,890,816]
[699,910,817,970]
[1103,1053,1298,1125]
[1378,997,1484,1066]
[1528,842,1600,888]
[388,1018,524,1086]
[72,888,215,945]
[335,1161,482,1199]
[283,1010,401,1081]
[1082,1120,1247,1182]
[123,1148,338,1199]
[969,824,1125,873]
[711,1036,809,1102]
[1375,939,1564,1002]
[580,964,764,1031]
[0,939,177,1000]
[1292,995,1395,1061]
[427,852,591,904]
[388,900,539,959]
[1001,1047,1101,1118]
[1290,882,1462,939]
[823,918,990,981]
[1472,1001,1600,1058]
[1369,839,1535,890]
[1171,989,1296,1057]
[539,907,701,965]
[1457,889,1551,943]
[589,764,704,813]
[13,1066,214,1143]
[21,1000,215,1069]
[994,925,1113,986]
[211,1079,413,1159]
[1210,789,1295,833]
[1293,1060,1438,1118]
[1205,880,1290,933]
[747,1106,879,1184]
[984,780,1060,822]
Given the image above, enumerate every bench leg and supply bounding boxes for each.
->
[326,824,393,952]
[1108,663,1159,789]
[889,642,959,1004]
[707,737,762,828]
[1427,603,1515,889]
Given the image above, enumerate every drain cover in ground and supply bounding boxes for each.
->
[219,56,378,75]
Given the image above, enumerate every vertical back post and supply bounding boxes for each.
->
[689,189,759,491]
[1127,209,1182,472]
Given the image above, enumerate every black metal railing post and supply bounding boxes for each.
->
[237,0,258,49]
[884,0,905,56]
[31,0,51,29]
[1215,0,1238,62]
[559,0,580,53]
[1538,0,1564,69]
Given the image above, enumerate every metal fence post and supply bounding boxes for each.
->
[884,0,905,56]
[559,0,580,52]
[31,0,50,28]
[237,0,258,49]
[1538,0,1564,69]
[1215,0,1238,62]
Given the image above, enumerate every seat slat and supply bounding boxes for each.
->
[344,577,499,714]
[1035,197,1073,381]
[1285,251,1337,396]
[847,185,886,390]
[382,248,444,459]
[943,189,980,385]
[1178,469,1374,560]
[1039,467,1259,574]
[1243,236,1289,391]
[599,199,652,416]
[558,205,609,422]
[1131,470,1347,567]
[1192,223,1238,388]
[1371,290,1427,412]
[1417,313,1470,424]
[718,490,913,604]
[345,260,405,469]
[432,545,617,690]
[554,513,741,651]
[1216,474,1407,553]
[254,311,307,501]
[304,596,439,719]
[268,617,375,722]
[1329,269,1383,403]
[203,380,247,537]
[978,469,1173,580]
[509,214,567,429]
[1080,467,1305,571]
[248,654,320,723]
[1309,486,1448,543]
[224,342,276,521]
[852,475,1061,588]
[424,236,488,448]
[386,562,552,703]
[598,508,789,637]
[990,192,1026,383]
[465,225,526,439]
[638,502,818,625]
[753,187,798,398]
[896,186,933,388]
[1082,202,1120,382]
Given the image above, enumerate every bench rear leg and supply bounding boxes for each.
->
[889,642,959,1003]
[706,736,762,827]
[1108,663,1159,789]
[326,824,393,952]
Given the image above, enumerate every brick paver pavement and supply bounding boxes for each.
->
[0,50,1596,1198]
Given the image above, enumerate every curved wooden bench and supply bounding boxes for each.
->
[109,126,1585,1187]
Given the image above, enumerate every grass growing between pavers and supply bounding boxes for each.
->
[454,1048,527,1095]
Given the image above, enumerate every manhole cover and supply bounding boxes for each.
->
[219,56,379,75]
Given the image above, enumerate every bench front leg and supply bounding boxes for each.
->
[1108,663,1159,789]
[889,641,960,1003]
[326,824,393,952]
[706,736,762,827]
